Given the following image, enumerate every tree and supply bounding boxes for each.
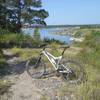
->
[22,0,49,26]
[0,0,6,29]
[0,0,49,32]
[0,0,20,32]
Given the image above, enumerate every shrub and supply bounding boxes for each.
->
[74,31,83,38]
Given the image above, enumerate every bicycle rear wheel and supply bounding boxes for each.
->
[26,57,45,79]
[60,60,84,84]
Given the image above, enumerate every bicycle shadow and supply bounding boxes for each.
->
[9,61,27,75]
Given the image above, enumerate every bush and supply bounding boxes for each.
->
[74,31,83,38]
[0,33,34,48]
[43,38,64,44]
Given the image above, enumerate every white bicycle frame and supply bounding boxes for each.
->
[42,50,70,73]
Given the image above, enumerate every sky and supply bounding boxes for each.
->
[42,0,100,25]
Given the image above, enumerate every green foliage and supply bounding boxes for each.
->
[11,47,39,60]
[79,31,100,69]
[77,82,100,100]
[76,30,100,100]
[24,0,42,7]
[0,29,34,48]
[0,28,58,48]
[0,0,49,32]
[22,0,49,26]
[0,52,5,66]
[0,0,21,32]
[82,31,100,49]
[43,38,64,44]
[0,2,6,29]
[74,31,83,38]
[49,42,61,56]
[33,28,40,40]
[31,9,49,20]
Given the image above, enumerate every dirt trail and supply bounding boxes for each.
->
[9,72,42,100]
[8,72,67,100]
[1,50,77,100]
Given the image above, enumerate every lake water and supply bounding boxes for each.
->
[22,28,71,44]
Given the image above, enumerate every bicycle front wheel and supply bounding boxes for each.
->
[26,57,45,79]
[61,60,84,84]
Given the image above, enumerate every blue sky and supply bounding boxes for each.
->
[42,0,100,25]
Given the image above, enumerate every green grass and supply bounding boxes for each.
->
[11,47,40,60]
[49,42,61,56]
[74,31,100,100]
[58,30,100,100]
[10,42,62,59]
[76,81,100,100]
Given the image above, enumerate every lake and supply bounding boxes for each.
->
[22,28,71,44]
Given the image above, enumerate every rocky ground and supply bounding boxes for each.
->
[0,50,77,100]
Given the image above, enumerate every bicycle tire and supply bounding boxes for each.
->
[60,60,84,84]
[26,57,45,79]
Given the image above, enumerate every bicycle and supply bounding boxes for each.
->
[26,44,84,84]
